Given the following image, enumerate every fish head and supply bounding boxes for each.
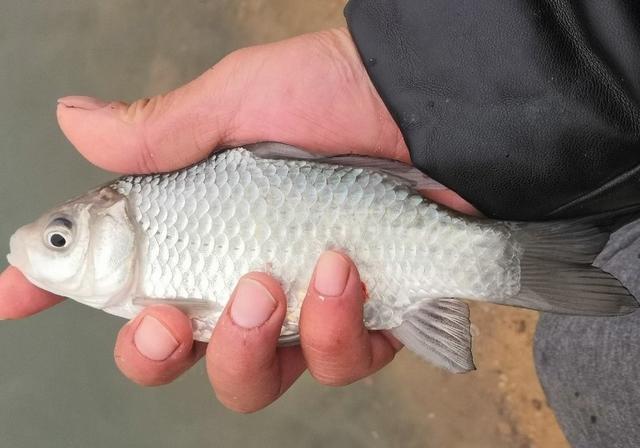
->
[7,186,136,309]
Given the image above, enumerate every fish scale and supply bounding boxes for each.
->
[111,148,518,340]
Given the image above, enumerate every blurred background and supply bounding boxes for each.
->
[0,2,568,447]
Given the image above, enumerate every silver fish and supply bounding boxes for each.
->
[7,143,637,372]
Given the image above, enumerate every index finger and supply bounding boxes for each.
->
[0,267,63,319]
[207,273,306,413]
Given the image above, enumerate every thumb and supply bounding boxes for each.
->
[56,54,241,174]
[56,29,411,176]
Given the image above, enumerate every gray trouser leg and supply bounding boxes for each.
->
[534,220,640,448]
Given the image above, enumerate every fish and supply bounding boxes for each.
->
[7,142,638,373]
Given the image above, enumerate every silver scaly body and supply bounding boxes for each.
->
[112,148,519,340]
[9,144,635,372]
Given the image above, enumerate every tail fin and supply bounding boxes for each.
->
[500,215,639,315]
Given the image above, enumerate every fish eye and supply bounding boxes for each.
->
[48,232,67,248]
[44,216,74,250]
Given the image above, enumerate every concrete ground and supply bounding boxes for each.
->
[0,1,568,447]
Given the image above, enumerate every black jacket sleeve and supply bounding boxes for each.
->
[345,0,640,220]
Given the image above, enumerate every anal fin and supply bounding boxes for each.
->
[391,298,475,373]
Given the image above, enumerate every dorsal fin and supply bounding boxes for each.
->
[245,142,447,191]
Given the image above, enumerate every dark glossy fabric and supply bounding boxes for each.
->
[345,0,640,220]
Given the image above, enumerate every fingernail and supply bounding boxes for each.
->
[230,278,276,329]
[133,315,179,361]
[57,95,109,110]
[314,251,350,297]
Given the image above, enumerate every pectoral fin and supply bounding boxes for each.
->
[391,298,475,373]
[278,333,300,347]
[132,297,216,314]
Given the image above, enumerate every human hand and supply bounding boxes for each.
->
[0,28,476,412]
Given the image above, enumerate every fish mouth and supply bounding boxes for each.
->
[7,229,28,271]
[6,232,54,294]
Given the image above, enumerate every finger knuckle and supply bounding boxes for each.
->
[207,352,281,413]
[217,47,251,71]
[303,336,373,387]
[120,95,166,124]
[216,394,262,414]
[118,94,171,173]
[208,350,247,381]
[311,368,359,387]
[212,383,279,414]
[133,372,173,387]
[114,354,175,387]
[303,348,365,387]
[304,333,348,358]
